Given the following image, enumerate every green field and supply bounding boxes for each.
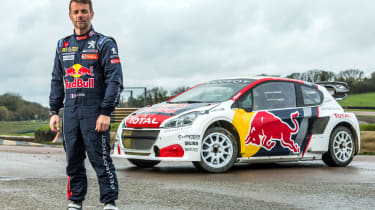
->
[339,92,375,107]
[0,121,49,136]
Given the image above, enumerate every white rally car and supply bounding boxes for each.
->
[112,77,360,173]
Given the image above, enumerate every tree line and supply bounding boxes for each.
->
[0,93,49,121]
[120,86,190,108]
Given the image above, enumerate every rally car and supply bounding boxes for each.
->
[112,77,360,173]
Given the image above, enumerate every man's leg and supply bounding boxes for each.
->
[80,109,119,204]
[63,107,88,202]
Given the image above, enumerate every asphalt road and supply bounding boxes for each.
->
[0,145,374,210]
[352,111,375,116]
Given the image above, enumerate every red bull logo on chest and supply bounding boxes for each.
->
[65,64,94,78]
[65,64,95,89]
[245,111,300,153]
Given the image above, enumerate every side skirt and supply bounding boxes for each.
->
[236,153,322,163]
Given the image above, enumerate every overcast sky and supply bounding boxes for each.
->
[1,0,374,106]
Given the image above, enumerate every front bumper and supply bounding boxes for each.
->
[112,126,202,161]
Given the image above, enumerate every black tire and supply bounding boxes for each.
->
[322,126,355,167]
[127,159,161,168]
[193,127,238,173]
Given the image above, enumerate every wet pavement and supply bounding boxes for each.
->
[1,145,374,209]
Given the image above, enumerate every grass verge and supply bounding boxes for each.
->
[339,92,375,107]
[0,121,48,135]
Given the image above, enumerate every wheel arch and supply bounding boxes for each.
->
[205,120,241,157]
[331,122,359,155]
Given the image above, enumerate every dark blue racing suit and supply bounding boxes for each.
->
[49,27,123,204]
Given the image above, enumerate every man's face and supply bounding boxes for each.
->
[69,2,94,32]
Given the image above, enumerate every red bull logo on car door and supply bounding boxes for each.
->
[245,111,300,153]
[232,107,317,157]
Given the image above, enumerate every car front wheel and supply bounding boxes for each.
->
[193,127,238,173]
[323,126,355,167]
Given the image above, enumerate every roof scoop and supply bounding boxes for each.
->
[315,81,349,101]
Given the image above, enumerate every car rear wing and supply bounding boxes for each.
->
[315,81,349,101]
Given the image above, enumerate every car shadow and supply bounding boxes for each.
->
[115,161,330,175]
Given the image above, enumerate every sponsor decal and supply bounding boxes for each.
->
[82,49,98,53]
[213,79,253,84]
[163,127,191,133]
[65,78,94,89]
[325,97,333,102]
[245,111,300,153]
[210,108,225,113]
[184,141,199,146]
[63,42,69,48]
[88,40,96,49]
[110,59,121,64]
[65,64,94,78]
[178,135,200,140]
[137,104,187,115]
[232,92,242,101]
[81,54,98,60]
[111,47,118,54]
[76,35,88,40]
[63,55,74,61]
[126,114,171,128]
[334,113,351,119]
[64,64,95,89]
[320,106,340,111]
[128,117,158,125]
[62,47,78,53]
[185,148,198,152]
[89,30,95,37]
[101,134,116,190]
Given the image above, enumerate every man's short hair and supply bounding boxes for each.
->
[69,0,93,12]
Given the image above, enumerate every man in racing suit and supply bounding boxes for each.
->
[49,1,123,209]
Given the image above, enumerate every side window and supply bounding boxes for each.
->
[301,85,322,106]
[253,82,296,110]
[237,91,252,111]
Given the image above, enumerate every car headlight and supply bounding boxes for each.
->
[163,111,207,128]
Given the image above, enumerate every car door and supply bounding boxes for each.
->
[296,83,324,155]
[249,81,305,156]
[233,81,311,157]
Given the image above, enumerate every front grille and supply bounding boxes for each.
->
[121,129,159,150]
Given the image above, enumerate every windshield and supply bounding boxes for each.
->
[169,79,255,103]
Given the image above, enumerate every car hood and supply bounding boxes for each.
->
[125,102,217,128]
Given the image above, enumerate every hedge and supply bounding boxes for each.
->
[360,124,375,131]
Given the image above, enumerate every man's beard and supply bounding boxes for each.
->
[75,20,89,30]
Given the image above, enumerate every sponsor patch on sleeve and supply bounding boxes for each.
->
[81,54,98,60]
[110,59,121,64]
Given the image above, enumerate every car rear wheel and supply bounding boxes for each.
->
[193,127,238,173]
[322,126,355,167]
[127,159,161,168]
